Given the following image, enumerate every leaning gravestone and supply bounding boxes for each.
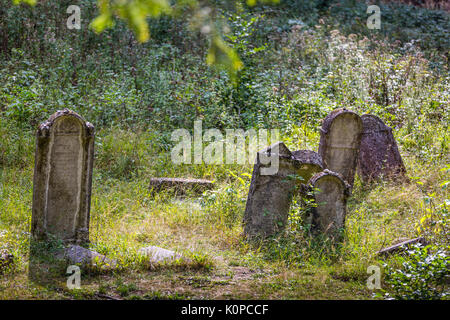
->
[357,114,407,182]
[244,142,298,238]
[307,170,351,241]
[318,108,363,187]
[243,143,323,239]
[31,109,94,244]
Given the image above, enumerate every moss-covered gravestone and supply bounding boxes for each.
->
[31,109,94,244]
[307,170,351,241]
[318,108,363,187]
[243,143,323,239]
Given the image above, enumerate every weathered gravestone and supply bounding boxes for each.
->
[31,109,94,244]
[307,170,351,241]
[318,108,363,187]
[357,114,407,182]
[243,143,323,239]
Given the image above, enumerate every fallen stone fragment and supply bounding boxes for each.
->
[149,178,214,195]
[138,246,183,264]
[55,245,116,268]
[376,237,428,256]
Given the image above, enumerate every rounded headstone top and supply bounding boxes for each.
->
[308,169,351,195]
[320,108,361,134]
[361,114,391,133]
[37,109,94,136]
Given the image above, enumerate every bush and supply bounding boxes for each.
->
[381,245,449,300]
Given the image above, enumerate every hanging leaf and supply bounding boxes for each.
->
[12,0,36,5]
[91,0,172,43]
[207,35,243,84]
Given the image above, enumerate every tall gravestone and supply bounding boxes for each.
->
[307,170,351,241]
[243,143,323,239]
[31,109,94,244]
[357,114,407,182]
[318,108,362,187]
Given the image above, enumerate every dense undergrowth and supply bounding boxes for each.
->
[0,0,448,299]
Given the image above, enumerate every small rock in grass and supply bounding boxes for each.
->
[55,245,116,268]
[138,246,183,264]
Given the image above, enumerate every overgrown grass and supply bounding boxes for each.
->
[0,117,448,299]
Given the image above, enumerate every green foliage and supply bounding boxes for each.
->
[89,0,279,81]
[381,245,449,300]
[115,279,138,297]
[201,170,249,228]
[12,0,35,4]
[91,0,173,43]
[0,116,34,168]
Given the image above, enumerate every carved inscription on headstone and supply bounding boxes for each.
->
[31,109,94,243]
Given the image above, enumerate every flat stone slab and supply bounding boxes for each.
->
[138,246,183,263]
[149,178,214,195]
[377,237,428,256]
[55,245,116,268]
